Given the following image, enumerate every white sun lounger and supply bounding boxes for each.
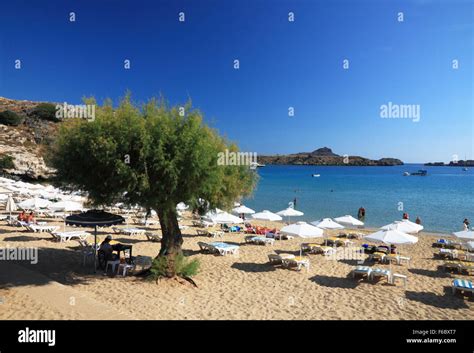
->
[51,231,90,242]
[268,253,295,265]
[245,236,274,246]
[112,227,146,236]
[27,224,60,233]
[352,266,372,279]
[281,257,310,271]
[369,268,392,283]
[145,232,162,242]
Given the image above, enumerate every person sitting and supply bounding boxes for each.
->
[390,244,397,254]
[17,211,26,222]
[99,235,117,263]
[27,212,36,224]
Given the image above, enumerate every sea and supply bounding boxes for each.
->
[242,164,474,234]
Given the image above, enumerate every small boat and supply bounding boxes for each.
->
[250,162,265,168]
[403,172,410,176]
[410,169,428,176]
[463,167,468,171]
[312,174,320,177]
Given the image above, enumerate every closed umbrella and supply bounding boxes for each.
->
[5,195,17,217]
[334,215,364,227]
[252,210,282,222]
[66,210,125,272]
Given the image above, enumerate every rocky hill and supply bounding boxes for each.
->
[0,97,59,179]
[258,147,403,166]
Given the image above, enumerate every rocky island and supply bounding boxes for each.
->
[258,147,403,166]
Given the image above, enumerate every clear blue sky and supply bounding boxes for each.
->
[0,0,472,163]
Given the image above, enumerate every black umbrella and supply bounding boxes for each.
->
[65,210,125,271]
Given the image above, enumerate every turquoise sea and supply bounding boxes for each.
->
[242,164,474,234]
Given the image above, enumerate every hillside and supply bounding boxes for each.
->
[0,97,59,179]
[258,147,403,166]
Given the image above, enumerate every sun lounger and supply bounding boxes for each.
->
[196,229,210,236]
[452,279,474,296]
[198,241,239,256]
[282,256,310,271]
[27,224,60,233]
[460,262,474,275]
[268,253,295,265]
[112,227,146,236]
[433,239,462,249]
[348,232,364,239]
[49,231,89,242]
[352,266,372,279]
[384,254,411,266]
[301,243,337,256]
[369,251,387,262]
[245,236,274,246]
[442,260,462,273]
[369,268,392,283]
[145,232,162,242]
[390,273,408,287]
[208,231,224,238]
[133,218,159,226]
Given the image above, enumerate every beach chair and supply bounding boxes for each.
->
[51,230,90,242]
[112,227,146,236]
[369,268,392,283]
[390,273,408,288]
[198,241,212,253]
[245,236,274,246]
[460,262,474,275]
[27,224,60,233]
[196,229,210,236]
[442,260,462,273]
[369,251,386,262]
[145,232,162,242]
[268,253,295,266]
[282,256,310,272]
[209,231,224,238]
[273,232,294,240]
[351,266,372,279]
[209,242,239,256]
[452,279,474,296]
[348,232,364,240]
[435,248,456,259]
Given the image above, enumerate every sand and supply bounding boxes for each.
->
[0,216,472,320]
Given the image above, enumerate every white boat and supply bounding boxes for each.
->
[312,174,320,177]
[403,172,410,176]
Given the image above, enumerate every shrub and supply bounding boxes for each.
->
[0,155,15,170]
[149,253,200,280]
[31,103,60,122]
[0,110,23,126]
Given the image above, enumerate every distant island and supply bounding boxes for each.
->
[258,147,404,166]
[425,160,474,167]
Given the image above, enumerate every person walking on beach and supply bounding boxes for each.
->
[357,207,365,221]
[293,198,297,208]
[463,218,470,230]
[415,216,422,225]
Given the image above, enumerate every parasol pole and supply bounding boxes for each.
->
[94,225,97,273]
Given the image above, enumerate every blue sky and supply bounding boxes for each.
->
[0,0,472,163]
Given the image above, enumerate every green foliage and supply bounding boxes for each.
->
[0,110,23,126]
[49,94,257,210]
[0,155,15,170]
[32,103,60,122]
[149,254,200,279]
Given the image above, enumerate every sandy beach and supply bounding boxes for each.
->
[0,215,472,320]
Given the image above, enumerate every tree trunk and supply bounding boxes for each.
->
[156,206,183,278]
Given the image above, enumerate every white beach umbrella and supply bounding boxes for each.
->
[381,220,423,234]
[251,210,282,222]
[365,229,419,245]
[49,200,83,212]
[0,186,13,194]
[232,205,255,215]
[18,197,52,210]
[311,218,344,230]
[453,230,474,241]
[5,195,17,216]
[206,211,243,224]
[277,207,304,224]
[280,221,323,238]
[334,215,364,227]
